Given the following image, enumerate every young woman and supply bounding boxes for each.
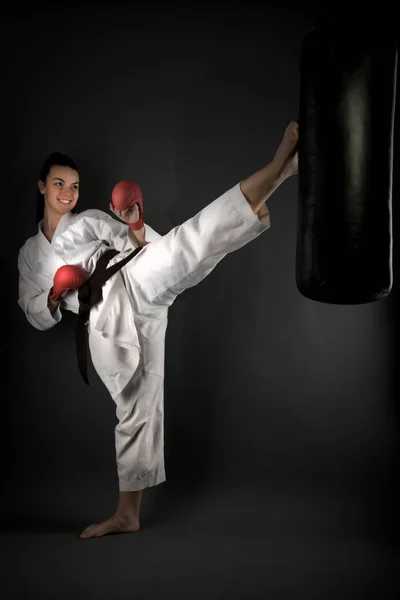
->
[18,121,299,539]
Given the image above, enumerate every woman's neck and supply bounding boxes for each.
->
[42,211,62,242]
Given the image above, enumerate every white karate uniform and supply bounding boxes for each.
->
[18,182,270,491]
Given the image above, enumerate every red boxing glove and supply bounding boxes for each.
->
[49,265,86,303]
[111,180,144,231]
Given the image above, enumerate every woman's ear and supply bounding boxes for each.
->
[38,180,45,194]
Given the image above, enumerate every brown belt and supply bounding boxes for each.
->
[76,246,143,385]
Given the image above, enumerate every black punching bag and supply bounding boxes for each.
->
[296,22,398,304]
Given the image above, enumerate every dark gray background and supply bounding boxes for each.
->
[1,2,399,599]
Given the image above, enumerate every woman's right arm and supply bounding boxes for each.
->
[17,249,62,331]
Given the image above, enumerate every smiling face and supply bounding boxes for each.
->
[38,165,80,218]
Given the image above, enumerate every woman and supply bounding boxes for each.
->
[18,121,299,539]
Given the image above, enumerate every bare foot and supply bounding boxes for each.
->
[79,513,140,539]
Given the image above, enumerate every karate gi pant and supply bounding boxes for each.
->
[88,183,270,492]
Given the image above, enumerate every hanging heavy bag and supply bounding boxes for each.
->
[296,22,398,304]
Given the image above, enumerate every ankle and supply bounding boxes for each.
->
[115,510,139,522]
[116,490,143,517]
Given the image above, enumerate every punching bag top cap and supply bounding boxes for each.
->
[308,17,397,45]
[303,27,397,56]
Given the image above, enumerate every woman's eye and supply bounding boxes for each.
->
[55,182,62,186]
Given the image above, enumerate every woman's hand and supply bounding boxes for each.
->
[109,202,147,246]
[109,203,141,227]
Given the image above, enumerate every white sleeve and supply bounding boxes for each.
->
[52,209,162,264]
[51,210,133,261]
[95,211,163,248]
[17,249,62,331]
